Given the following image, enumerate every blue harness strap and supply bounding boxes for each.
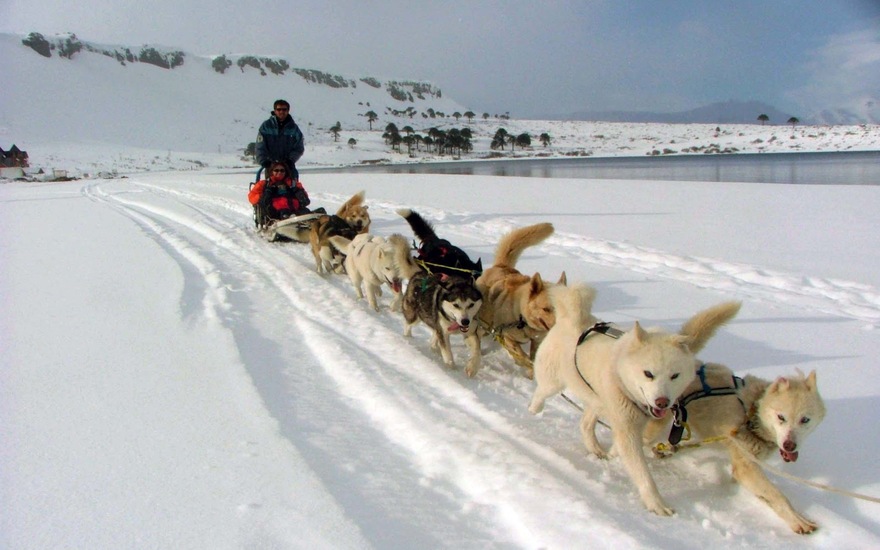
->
[669,364,745,445]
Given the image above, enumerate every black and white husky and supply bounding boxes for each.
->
[402,271,483,377]
[397,208,482,278]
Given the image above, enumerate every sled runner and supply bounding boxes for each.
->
[250,167,324,243]
[257,211,323,242]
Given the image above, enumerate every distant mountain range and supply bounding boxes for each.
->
[558,100,797,125]
[812,96,880,125]
[554,98,879,127]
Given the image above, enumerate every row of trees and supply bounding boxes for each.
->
[325,116,553,157]
[381,124,475,156]
[362,109,512,128]
[375,124,553,156]
[490,129,552,151]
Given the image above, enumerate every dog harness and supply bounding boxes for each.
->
[574,322,624,393]
[667,364,746,445]
[573,322,661,419]
[483,315,527,340]
[577,321,626,345]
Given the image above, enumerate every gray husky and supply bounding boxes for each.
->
[402,271,483,377]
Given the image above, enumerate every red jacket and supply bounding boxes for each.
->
[248,177,309,217]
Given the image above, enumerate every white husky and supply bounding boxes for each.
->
[528,283,741,516]
[330,233,420,312]
[645,363,826,533]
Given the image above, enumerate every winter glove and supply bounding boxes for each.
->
[294,186,310,208]
[258,187,272,210]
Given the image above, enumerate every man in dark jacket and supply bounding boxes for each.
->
[256,99,305,179]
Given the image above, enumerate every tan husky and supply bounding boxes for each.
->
[308,191,371,274]
[645,362,826,534]
[476,223,565,378]
[529,284,741,516]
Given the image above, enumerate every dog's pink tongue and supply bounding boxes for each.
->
[652,407,668,419]
[392,279,402,293]
[447,322,461,332]
[781,449,799,462]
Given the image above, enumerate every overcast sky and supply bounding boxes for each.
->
[3,0,879,119]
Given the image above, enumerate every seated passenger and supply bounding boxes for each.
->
[248,161,311,220]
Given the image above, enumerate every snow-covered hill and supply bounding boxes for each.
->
[2,30,880,179]
[1,32,467,154]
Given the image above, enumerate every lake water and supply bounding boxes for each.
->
[312,151,880,185]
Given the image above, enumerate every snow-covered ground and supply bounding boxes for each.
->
[3,135,880,548]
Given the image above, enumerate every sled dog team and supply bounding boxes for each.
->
[299,191,827,535]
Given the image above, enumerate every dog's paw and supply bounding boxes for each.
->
[645,498,675,517]
[583,438,607,459]
[465,356,481,378]
[790,513,818,535]
[590,449,609,460]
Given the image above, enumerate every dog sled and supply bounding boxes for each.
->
[250,167,324,243]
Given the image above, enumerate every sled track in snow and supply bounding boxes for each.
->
[78,177,855,548]
[458,219,880,327]
[83,180,677,546]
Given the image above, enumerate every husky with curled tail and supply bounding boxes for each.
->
[528,284,740,517]
[476,222,565,378]
[397,208,482,278]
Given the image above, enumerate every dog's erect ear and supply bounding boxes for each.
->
[806,370,818,392]
[557,271,567,286]
[350,190,365,205]
[631,321,647,344]
[529,272,546,295]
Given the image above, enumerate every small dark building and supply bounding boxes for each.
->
[1,145,30,167]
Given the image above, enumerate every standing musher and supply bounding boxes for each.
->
[256,99,305,180]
